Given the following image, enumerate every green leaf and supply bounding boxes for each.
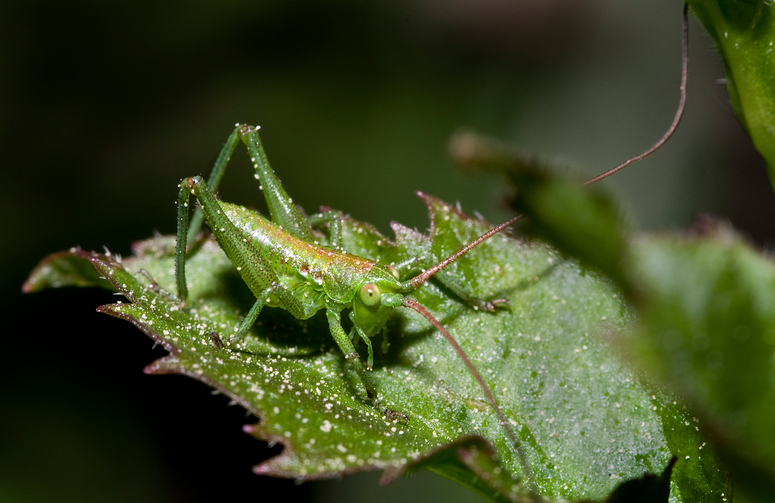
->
[626,227,775,501]
[26,198,724,502]
[686,0,775,188]
[22,248,116,293]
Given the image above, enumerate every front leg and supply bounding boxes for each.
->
[349,311,375,369]
[394,255,509,312]
[428,267,510,312]
[326,309,376,400]
[308,210,343,248]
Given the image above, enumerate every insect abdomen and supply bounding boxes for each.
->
[221,203,373,305]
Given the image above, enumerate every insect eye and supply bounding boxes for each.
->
[360,283,381,307]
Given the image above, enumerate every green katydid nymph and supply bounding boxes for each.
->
[175,124,523,454]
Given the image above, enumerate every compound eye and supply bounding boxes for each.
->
[360,283,381,307]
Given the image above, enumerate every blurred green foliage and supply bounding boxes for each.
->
[687,0,775,189]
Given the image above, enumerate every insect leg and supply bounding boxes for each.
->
[380,327,390,354]
[327,309,376,400]
[187,126,242,244]
[178,176,304,320]
[231,284,280,343]
[361,332,375,369]
[348,311,375,368]
[391,256,421,276]
[394,255,507,311]
[307,210,343,248]
[238,125,315,242]
[176,179,193,303]
[428,268,509,312]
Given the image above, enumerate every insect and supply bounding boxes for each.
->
[174,7,688,475]
[175,124,521,447]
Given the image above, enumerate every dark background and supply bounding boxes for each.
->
[3,1,774,502]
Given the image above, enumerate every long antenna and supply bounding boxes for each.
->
[402,298,538,494]
[399,6,690,496]
[584,3,689,185]
[422,3,690,286]
[408,215,523,289]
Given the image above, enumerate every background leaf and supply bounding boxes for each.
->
[687,0,775,188]
[625,228,775,501]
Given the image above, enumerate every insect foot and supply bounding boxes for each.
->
[478,298,510,312]
[209,332,224,349]
[381,408,409,423]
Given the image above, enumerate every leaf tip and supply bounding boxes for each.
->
[251,464,270,476]
[144,356,178,375]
